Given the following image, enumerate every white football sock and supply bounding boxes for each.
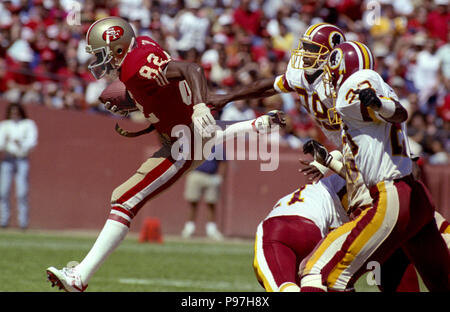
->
[77,219,129,284]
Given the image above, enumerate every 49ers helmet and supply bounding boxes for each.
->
[291,23,346,74]
[323,41,375,124]
[85,17,136,79]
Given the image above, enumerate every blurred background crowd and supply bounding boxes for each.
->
[0,0,449,164]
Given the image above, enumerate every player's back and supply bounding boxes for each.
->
[336,69,412,188]
[267,175,349,237]
[120,36,194,138]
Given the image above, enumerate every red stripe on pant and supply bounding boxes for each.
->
[119,158,193,217]
[320,195,380,287]
[261,216,322,288]
[117,158,176,204]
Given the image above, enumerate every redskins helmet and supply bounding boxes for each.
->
[85,17,136,79]
[323,41,375,124]
[291,23,346,74]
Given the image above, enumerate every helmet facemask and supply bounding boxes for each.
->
[86,44,115,80]
[322,64,341,125]
[291,39,329,74]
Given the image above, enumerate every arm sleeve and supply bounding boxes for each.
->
[336,70,388,124]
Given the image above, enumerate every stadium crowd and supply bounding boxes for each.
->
[0,0,449,163]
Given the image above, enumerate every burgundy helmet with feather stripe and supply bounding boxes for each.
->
[323,41,375,124]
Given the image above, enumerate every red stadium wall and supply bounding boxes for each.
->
[7,105,450,238]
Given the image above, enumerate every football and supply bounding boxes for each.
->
[99,79,137,112]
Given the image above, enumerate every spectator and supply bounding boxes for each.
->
[232,0,262,36]
[175,5,210,57]
[220,99,256,121]
[181,148,226,240]
[0,0,448,164]
[0,101,38,229]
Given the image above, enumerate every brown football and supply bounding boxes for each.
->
[99,79,137,111]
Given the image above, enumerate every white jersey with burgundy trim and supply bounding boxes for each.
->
[266,174,349,237]
[274,57,373,212]
[273,57,342,147]
[336,69,412,189]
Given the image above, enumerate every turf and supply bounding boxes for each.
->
[0,229,402,292]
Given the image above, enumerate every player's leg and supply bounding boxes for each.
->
[300,180,410,291]
[15,158,30,229]
[47,145,194,291]
[378,248,417,292]
[402,219,450,291]
[399,179,450,291]
[0,159,14,228]
[254,215,322,292]
[381,210,450,292]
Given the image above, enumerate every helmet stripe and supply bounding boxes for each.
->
[305,22,328,36]
[309,23,331,38]
[354,41,372,70]
[348,41,364,71]
[86,17,116,44]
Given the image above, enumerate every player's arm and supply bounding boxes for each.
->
[207,77,278,111]
[165,60,216,137]
[357,88,408,123]
[165,60,208,104]
[302,140,346,179]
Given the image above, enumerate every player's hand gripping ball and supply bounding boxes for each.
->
[99,79,137,117]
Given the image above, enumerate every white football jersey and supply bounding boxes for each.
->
[273,58,342,147]
[266,174,350,237]
[274,57,373,212]
[336,69,412,188]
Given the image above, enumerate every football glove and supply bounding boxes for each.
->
[303,139,332,167]
[192,103,216,138]
[357,88,381,110]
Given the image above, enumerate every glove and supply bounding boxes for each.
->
[357,88,381,110]
[192,103,216,138]
[267,110,287,128]
[103,101,130,117]
[303,140,332,167]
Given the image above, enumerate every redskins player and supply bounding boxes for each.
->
[253,172,349,292]
[210,23,372,292]
[299,41,450,292]
[45,16,285,292]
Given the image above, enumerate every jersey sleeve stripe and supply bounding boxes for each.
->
[274,74,294,93]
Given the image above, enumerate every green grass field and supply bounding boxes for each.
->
[0,229,413,292]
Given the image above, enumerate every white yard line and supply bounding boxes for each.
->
[118,277,260,291]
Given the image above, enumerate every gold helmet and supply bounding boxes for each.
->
[291,23,345,74]
[85,17,136,79]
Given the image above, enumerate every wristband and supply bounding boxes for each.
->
[309,160,329,175]
[378,99,396,118]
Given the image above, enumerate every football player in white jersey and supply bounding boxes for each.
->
[210,23,414,292]
[253,174,349,292]
[209,23,373,213]
[298,41,450,292]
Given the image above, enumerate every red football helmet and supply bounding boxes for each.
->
[291,23,346,74]
[323,41,375,124]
